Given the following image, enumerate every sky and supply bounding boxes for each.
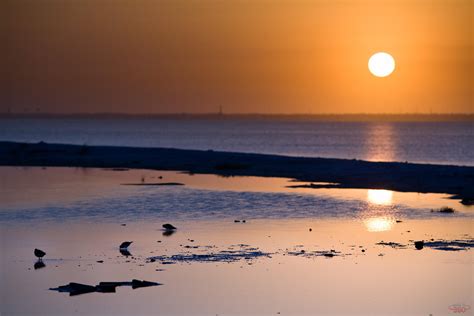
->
[1,0,472,114]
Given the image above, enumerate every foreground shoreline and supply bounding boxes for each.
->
[1,141,473,200]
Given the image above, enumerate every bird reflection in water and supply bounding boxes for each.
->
[119,248,132,257]
[34,260,46,270]
[162,230,176,237]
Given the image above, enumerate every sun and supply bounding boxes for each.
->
[368,52,395,77]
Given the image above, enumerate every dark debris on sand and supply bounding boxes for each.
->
[121,182,184,186]
[286,249,344,258]
[148,244,271,264]
[376,241,408,249]
[50,279,161,296]
[436,206,455,213]
[376,238,474,251]
[424,239,474,251]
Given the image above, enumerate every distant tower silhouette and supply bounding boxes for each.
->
[218,105,223,116]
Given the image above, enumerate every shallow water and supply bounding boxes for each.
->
[2,219,473,315]
[0,167,471,223]
[0,167,473,315]
[1,118,473,165]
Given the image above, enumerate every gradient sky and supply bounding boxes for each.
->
[1,0,472,114]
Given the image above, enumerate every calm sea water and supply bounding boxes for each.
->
[0,117,472,165]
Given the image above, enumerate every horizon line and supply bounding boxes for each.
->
[1,112,473,116]
[2,112,473,122]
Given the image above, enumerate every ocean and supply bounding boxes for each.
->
[0,116,472,165]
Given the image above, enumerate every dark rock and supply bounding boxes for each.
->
[414,240,424,250]
[96,260,104,263]
[461,198,474,206]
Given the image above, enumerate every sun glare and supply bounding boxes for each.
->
[368,52,395,77]
[367,189,393,205]
[365,217,394,232]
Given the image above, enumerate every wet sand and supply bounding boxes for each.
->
[1,141,473,200]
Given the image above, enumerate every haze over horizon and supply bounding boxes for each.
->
[2,0,472,114]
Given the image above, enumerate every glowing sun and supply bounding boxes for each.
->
[368,52,395,77]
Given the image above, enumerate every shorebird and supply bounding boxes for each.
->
[34,248,46,260]
[162,223,177,231]
[119,241,133,249]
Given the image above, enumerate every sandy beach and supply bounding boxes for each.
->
[1,141,473,201]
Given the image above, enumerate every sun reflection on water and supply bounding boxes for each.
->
[364,123,396,162]
[364,217,395,232]
[363,189,396,231]
[367,189,393,205]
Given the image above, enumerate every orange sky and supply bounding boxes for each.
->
[1,0,472,114]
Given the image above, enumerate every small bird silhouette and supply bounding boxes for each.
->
[34,248,46,259]
[162,223,177,231]
[119,241,133,249]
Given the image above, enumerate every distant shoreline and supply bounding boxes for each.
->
[1,141,473,201]
[1,113,473,122]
